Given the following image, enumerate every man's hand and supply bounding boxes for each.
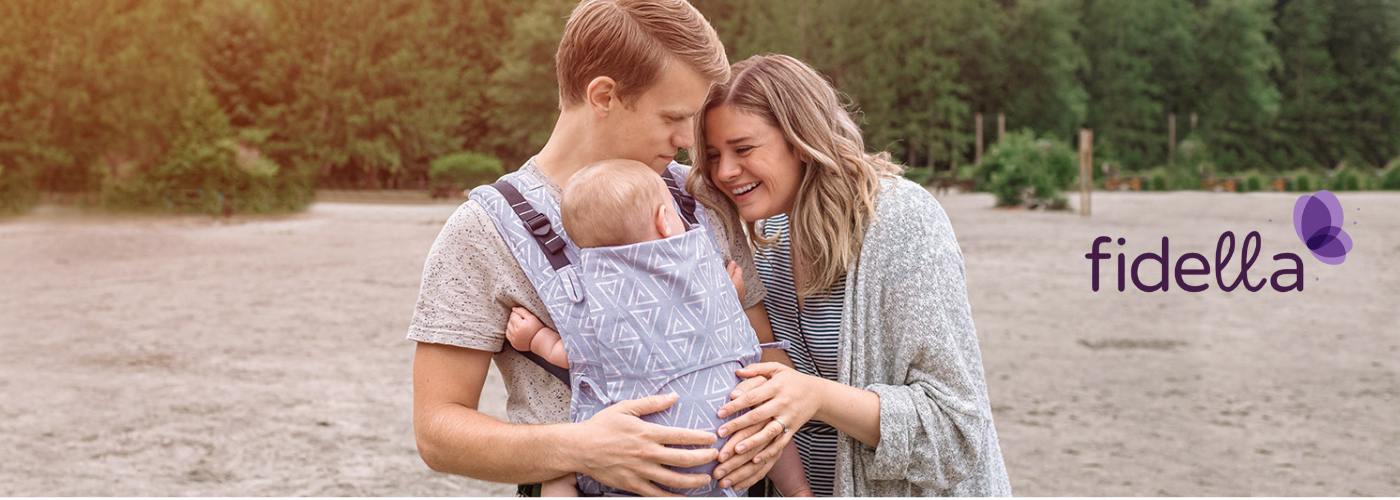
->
[571,393,721,497]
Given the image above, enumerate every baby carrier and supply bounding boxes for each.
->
[470,163,781,496]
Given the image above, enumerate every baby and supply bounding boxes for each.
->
[507,159,810,497]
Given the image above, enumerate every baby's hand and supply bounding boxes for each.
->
[506,307,546,351]
[726,260,745,301]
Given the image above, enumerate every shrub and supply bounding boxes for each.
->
[430,152,503,192]
[1294,175,1312,192]
[1150,172,1167,191]
[96,139,311,215]
[1362,172,1379,190]
[1327,162,1367,191]
[1380,158,1400,190]
[0,163,39,215]
[96,89,312,215]
[1135,167,1169,191]
[953,163,981,191]
[222,140,313,213]
[955,163,979,182]
[902,165,935,185]
[1166,137,1213,190]
[1284,169,1323,192]
[1243,172,1264,193]
[1162,163,1204,190]
[975,130,1077,208]
[1174,137,1209,168]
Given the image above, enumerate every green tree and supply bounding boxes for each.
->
[1079,0,1163,169]
[1326,0,1400,167]
[485,0,574,168]
[429,0,534,161]
[835,1,968,169]
[1148,0,1202,126]
[0,1,204,194]
[1270,0,1342,168]
[1079,0,1205,170]
[196,0,277,131]
[255,0,467,187]
[1004,0,1089,141]
[1194,0,1280,171]
[698,0,964,167]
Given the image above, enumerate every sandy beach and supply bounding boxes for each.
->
[1,190,1396,495]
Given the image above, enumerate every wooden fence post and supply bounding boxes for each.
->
[1079,129,1093,217]
[1168,113,1176,162]
[975,113,984,165]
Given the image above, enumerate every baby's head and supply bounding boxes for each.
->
[562,159,685,249]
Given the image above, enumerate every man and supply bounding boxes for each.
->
[407,0,781,495]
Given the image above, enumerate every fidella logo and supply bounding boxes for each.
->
[1086,190,1353,292]
[1293,190,1353,265]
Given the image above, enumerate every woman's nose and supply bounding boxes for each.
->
[715,154,741,182]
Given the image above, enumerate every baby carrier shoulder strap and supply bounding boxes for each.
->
[661,168,699,227]
[490,180,572,385]
[491,180,571,271]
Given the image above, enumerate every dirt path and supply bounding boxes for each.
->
[1,192,1396,495]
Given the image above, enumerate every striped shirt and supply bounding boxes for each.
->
[754,214,843,497]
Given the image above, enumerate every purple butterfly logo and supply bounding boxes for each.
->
[1293,190,1353,265]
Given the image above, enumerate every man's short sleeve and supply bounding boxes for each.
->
[406,201,515,351]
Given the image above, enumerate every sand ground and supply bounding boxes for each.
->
[1,190,1396,495]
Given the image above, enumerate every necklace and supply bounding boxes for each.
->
[786,227,828,381]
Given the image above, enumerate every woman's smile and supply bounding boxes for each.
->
[728,180,763,202]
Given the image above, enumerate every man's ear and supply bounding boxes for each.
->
[585,76,618,118]
[656,203,677,238]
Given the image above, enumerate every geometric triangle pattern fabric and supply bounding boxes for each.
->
[471,163,761,497]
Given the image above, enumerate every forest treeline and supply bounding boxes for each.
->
[1,0,1397,214]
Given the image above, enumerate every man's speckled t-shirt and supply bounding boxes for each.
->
[406,160,767,425]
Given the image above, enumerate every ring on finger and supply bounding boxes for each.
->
[772,416,790,434]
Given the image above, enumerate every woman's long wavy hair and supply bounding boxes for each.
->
[688,54,903,298]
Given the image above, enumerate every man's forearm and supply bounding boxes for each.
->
[417,402,578,484]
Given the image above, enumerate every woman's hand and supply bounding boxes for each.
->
[714,363,825,474]
[711,414,773,489]
[710,375,774,489]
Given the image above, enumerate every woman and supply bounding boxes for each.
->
[691,54,1012,496]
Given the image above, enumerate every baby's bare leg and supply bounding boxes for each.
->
[766,441,812,497]
[540,473,579,497]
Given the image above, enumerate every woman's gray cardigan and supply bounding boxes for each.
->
[831,177,1012,496]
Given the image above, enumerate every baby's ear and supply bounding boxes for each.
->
[656,203,677,238]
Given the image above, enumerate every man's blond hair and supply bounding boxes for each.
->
[556,0,730,107]
[562,160,670,248]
